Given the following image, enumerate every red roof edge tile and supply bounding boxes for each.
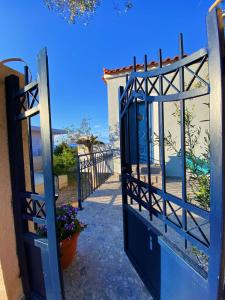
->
[103,54,187,76]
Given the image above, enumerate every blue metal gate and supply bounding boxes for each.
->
[6,49,64,299]
[119,8,225,300]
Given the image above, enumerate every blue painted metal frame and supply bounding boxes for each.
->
[119,7,225,300]
[207,8,225,300]
[6,48,64,299]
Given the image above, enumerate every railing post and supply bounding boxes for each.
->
[76,155,82,210]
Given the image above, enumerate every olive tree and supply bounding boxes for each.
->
[44,0,133,23]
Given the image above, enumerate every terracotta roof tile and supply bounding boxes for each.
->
[103,54,186,76]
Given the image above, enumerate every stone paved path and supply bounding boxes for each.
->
[63,175,152,300]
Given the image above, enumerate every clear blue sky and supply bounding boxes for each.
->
[0,0,212,141]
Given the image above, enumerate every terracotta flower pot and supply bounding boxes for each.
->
[60,232,80,270]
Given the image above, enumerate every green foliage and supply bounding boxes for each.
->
[188,172,210,210]
[54,141,77,155]
[53,142,77,175]
[45,0,99,23]
[44,0,133,23]
[158,102,210,210]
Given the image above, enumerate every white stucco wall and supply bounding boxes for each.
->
[106,74,127,173]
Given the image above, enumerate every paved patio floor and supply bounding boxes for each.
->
[63,175,152,300]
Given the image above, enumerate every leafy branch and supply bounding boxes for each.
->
[44,0,133,23]
[155,102,210,210]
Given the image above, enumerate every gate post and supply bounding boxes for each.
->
[38,48,64,299]
[6,74,32,298]
[207,8,225,300]
[76,155,83,210]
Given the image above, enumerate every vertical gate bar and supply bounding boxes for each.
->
[5,75,31,297]
[144,54,152,220]
[98,154,100,187]
[24,66,37,229]
[105,153,107,179]
[81,169,84,201]
[96,154,98,186]
[101,153,103,184]
[108,152,110,176]
[99,154,101,185]
[103,153,105,182]
[133,56,141,211]
[158,49,167,232]
[179,33,188,249]
[102,154,104,182]
[126,74,131,175]
[92,154,94,190]
[100,154,102,185]
[103,154,104,182]
[97,154,99,187]
[91,160,94,193]
[119,85,129,250]
[37,48,64,300]
[105,152,107,178]
[24,66,36,194]
[87,164,90,197]
[99,154,101,186]
[126,77,133,204]
[84,158,87,198]
[86,157,88,198]
[82,158,85,199]
[95,153,98,188]
[87,157,89,196]
[101,153,103,183]
[104,153,106,181]
[95,154,98,187]
[93,153,96,190]
[96,154,99,187]
[76,155,82,210]
[87,157,91,196]
[207,8,225,300]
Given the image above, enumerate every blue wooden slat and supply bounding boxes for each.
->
[124,174,210,220]
[132,48,208,78]
[22,214,47,225]
[20,192,45,202]
[16,105,40,120]
[121,86,209,118]
[23,232,48,250]
[15,80,38,98]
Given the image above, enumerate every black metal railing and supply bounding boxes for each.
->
[77,149,114,209]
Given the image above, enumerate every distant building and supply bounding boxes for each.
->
[32,126,66,171]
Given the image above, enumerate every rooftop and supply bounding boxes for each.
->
[103,54,187,76]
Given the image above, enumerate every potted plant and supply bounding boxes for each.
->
[38,204,86,270]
